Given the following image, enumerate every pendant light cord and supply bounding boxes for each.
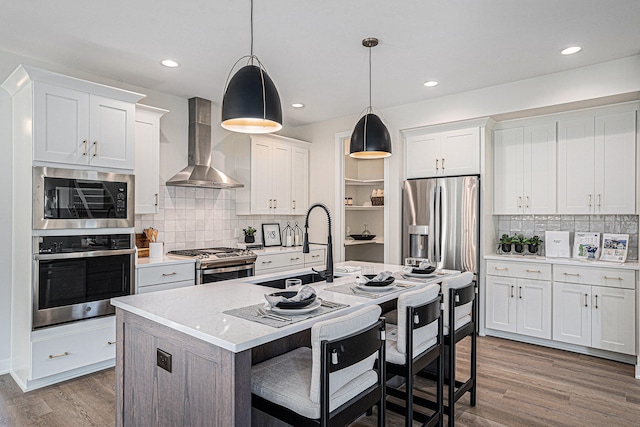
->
[250,0,254,63]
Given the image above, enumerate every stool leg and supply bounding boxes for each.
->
[448,340,456,427]
[470,330,477,407]
[406,366,413,427]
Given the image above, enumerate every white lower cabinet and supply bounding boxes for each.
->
[486,262,551,339]
[255,249,325,275]
[136,260,195,294]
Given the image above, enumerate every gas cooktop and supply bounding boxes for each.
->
[167,247,256,267]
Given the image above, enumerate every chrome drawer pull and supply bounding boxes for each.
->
[108,341,116,345]
[564,273,580,276]
[162,272,177,276]
[49,352,70,359]
[290,257,300,261]
[262,260,273,264]
[494,267,508,271]
[312,255,320,258]
[526,269,541,273]
[604,276,622,280]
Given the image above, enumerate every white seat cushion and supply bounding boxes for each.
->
[385,323,438,365]
[441,272,474,335]
[251,346,379,419]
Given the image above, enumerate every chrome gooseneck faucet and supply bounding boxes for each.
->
[302,203,334,283]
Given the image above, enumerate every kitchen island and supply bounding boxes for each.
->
[111,262,453,426]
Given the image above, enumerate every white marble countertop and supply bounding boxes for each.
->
[484,254,640,270]
[136,255,196,268]
[112,261,451,353]
[251,246,309,255]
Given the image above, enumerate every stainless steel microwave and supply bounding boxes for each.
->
[33,166,134,229]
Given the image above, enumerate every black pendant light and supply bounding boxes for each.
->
[349,37,391,159]
[221,0,282,134]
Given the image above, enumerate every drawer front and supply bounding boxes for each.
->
[137,280,194,294]
[137,262,195,287]
[487,260,551,281]
[31,322,116,379]
[304,249,325,265]
[255,252,304,272]
[553,265,635,289]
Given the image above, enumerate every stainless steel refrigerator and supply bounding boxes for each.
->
[402,176,479,275]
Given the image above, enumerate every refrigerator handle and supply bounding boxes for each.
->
[434,185,441,263]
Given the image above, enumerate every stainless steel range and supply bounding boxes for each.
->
[167,247,256,285]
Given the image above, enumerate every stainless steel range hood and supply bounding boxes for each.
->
[166,97,243,188]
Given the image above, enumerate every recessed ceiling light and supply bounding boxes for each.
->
[291,103,304,108]
[561,46,582,55]
[423,80,439,87]
[161,59,180,68]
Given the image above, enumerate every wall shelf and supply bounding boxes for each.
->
[345,178,384,186]
[344,238,384,246]
[345,205,383,211]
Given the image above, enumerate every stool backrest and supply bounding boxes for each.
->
[396,283,440,353]
[310,305,382,403]
[441,271,475,331]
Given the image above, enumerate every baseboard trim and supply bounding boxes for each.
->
[0,358,10,375]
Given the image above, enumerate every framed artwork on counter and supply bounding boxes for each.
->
[600,233,629,263]
[262,223,282,247]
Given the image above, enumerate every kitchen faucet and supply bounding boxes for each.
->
[302,203,334,283]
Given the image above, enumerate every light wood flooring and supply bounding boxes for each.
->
[1,336,639,426]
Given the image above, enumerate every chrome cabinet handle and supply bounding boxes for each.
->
[311,254,320,258]
[564,272,580,277]
[510,285,514,298]
[293,200,296,209]
[108,341,116,345]
[588,194,592,207]
[93,141,98,157]
[290,257,300,261]
[274,199,277,208]
[269,199,273,208]
[83,140,88,156]
[262,260,273,264]
[155,193,159,207]
[441,158,445,169]
[597,194,601,207]
[526,196,530,208]
[584,294,588,307]
[518,196,522,208]
[594,295,599,309]
[49,352,70,359]
[162,272,177,276]
[494,267,508,271]
[526,269,541,273]
[518,286,522,299]
[604,276,622,280]
[435,158,439,170]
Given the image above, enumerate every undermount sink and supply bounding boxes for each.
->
[249,271,340,289]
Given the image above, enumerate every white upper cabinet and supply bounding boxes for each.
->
[233,134,310,215]
[558,110,636,214]
[3,65,144,171]
[135,104,168,214]
[494,123,556,214]
[406,127,480,178]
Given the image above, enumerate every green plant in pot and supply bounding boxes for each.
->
[524,235,543,254]
[243,226,256,243]
[512,234,525,253]
[499,234,512,253]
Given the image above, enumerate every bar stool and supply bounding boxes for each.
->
[385,283,443,427]
[251,305,386,426]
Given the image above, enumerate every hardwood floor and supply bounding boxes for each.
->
[1,336,639,426]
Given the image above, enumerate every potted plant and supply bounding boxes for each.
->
[512,234,525,253]
[524,235,543,254]
[499,234,512,253]
[242,226,256,243]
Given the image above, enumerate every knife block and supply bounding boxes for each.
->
[135,233,150,257]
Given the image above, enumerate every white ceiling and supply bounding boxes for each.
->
[1,0,639,127]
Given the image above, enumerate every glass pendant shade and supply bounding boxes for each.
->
[349,113,392,159]
[221,64,282,134]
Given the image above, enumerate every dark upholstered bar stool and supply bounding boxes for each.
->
[385,283,444,427]
[251,305,386,426]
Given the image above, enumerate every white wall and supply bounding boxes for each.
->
[291,55,640,265]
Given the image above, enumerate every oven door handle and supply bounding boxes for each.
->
[200,263,255,275]
[35,248,136,260]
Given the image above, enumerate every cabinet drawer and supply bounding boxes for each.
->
[137,280,194,294]
[553,265,635,289]
[137,262,195,287]
[31,319,115,380]
[255,251,304,272]
[486,260,551,280]
[304,249,325,265]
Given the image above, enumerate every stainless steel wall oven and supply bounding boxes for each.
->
[33,166,134,229]
[33,234,135,329]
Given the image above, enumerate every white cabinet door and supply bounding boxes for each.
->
[440,128,480,176]
[251,139,274,214]
[33,81,90,165]
[406,133,440,178]
[493,128,524,214]
[89,95,135,169]
[271,142,291,214]
[291,146,309,214]
[557,117,596,214]
[485,276,517,333]
[524,123,556,214]
[591,286,636,355]
[553,282,592,346]
[135,105,167,214]
[516,279,551,339]
[594,111,636,214]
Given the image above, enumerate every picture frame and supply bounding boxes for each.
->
[262,223,282,247]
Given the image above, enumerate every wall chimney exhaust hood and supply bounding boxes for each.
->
[166,97,243,188]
